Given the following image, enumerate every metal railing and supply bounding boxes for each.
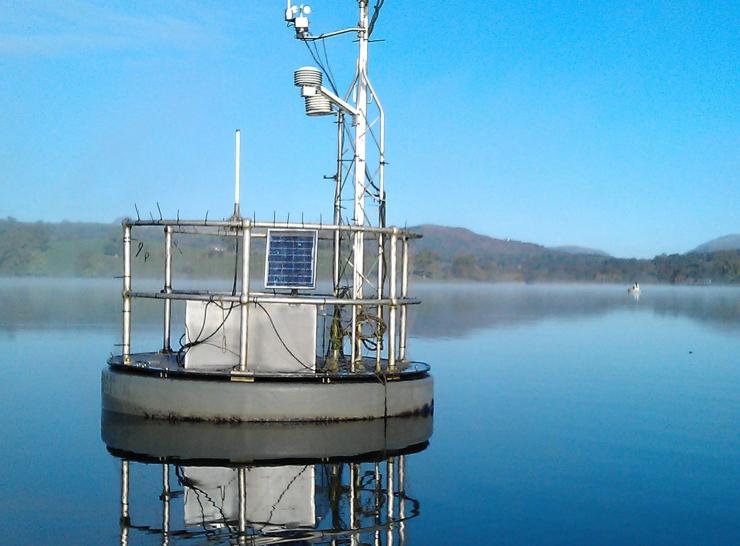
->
[120,218,421,374]
[118,455,414,546]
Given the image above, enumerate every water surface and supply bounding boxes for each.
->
[0,280,738,544]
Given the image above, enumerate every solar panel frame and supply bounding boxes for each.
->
[264,229,319,290]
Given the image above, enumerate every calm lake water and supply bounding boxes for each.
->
[1,279,738,544]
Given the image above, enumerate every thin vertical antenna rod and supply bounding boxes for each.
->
[234,129,241,218]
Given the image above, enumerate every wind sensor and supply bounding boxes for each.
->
[284,2,312,37]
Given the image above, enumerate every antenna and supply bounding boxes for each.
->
[233,129,241,219]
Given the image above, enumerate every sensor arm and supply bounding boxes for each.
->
[299,27,362,41]
[318,87,358,116]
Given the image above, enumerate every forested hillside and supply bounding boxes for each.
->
[410,225,739,284]
[1,218,738,284]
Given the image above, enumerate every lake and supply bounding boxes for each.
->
[0,280,738,544]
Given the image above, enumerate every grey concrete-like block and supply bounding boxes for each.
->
[102,368,433,422]
[184,301,317,373]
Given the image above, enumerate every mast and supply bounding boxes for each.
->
[353,0,369,304]
[286,0,384,364]
[350,1,371,362]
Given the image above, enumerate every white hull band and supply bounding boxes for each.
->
[102,367,434,422]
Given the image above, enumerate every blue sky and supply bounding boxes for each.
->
[1,1,737,258]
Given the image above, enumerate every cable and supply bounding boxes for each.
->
[254,302,314,370]
[176,233,241,365]
[368,0,386,37]
[262,465,310,526]
[303,40,339,95]
[177,300,238,365]
[175,465,234,538]
[321,39,339,94]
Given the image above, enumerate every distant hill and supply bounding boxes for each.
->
[413,225,611,258]
[691,234,740,254]
[551,245,610,257]
[408,224,737,284]
[0,218,738,284]
[411,224,547,259]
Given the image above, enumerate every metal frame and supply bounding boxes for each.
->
[120,218,418,374]
[118,2,423,376]
[117,454,413,546]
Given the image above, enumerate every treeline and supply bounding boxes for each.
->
[411,249,740,284]
[1,218,739,284]
[0,218,51,275]
[0,218,241,278]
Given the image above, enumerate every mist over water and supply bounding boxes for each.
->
[2,278,739,335]
[412,283,740,338]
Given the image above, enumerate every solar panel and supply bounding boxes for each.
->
[264,229,318,289]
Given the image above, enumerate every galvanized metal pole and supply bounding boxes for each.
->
[132,219,413,234]
[120,460,130,545]
[388,230,398,370]
[350,463,359,546]
[162,464,170,546]
[352,1,370,365]
[332,113,346,366]
[374,461,382,545]
[386,457,395,546]
[376,230,384,372]
[128,291,414,307]
[370,68,386,373]
[399,455,406,546]
[350,305,358,371]
[238,467,247,545]
[122,223,132,362]
[399,236,409,362]
[238,221,252,372]
[330,464,341,542]
[162,226,173,352]
[333,112,344,294]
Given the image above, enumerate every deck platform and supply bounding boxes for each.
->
[108,351,430,382]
